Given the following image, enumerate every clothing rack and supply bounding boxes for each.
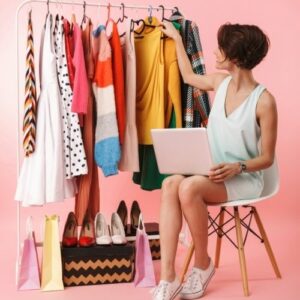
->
[15,0,182,284]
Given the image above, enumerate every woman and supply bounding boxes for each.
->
[152,22,278,300]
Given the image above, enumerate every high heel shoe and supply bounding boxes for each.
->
[130,200,141,231]
[116,200,128,229]
[79,213,95,247]
[95,213,112,245]
[111,213,127,245]
[62,212,78,247]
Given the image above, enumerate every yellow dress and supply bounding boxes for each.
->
[135,17,164,145]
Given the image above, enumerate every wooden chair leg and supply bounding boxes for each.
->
[234,207,249,296]
[180,243,195,283]
[252,207,282,278]
[215,208,225,268]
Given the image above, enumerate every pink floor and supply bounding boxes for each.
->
[1,201,299,300]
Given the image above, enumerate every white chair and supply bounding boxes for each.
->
[180,160,282,296]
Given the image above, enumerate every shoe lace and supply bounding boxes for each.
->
[152,281,170,299]
[185,269,202,290]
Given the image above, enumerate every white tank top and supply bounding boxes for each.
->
[207,76,266,200]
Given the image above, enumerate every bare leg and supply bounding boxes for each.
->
[160,175,185,281]
[178,176,227,269]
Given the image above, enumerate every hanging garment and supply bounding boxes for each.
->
[63,19,75,90]
[75,19,100,225]
[53,15,87,179]
[71,23,89,115]
[134,17,165,145]
[133,21,182,191]
[118,19,139,172]
[170,12,211,128]
[92,25,120,177]
[15,14,76,206]
[207,76,265,200]
[23,10,37,157]
[109,21,126,145]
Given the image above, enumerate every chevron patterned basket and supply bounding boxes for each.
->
[61,244,134,287]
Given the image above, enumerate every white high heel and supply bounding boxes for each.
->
[94,213,112,245]
[111,212,127,245]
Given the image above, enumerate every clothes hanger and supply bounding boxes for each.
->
[132,5,156,37]
[80,1,89,28]
[147,5,153,24]
[105,3,116,35]
[117,3,128,24]
[117,3,128,38]
[159,5,172,22]
[171,6,183,18]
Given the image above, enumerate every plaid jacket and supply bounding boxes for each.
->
[171,14,211,127]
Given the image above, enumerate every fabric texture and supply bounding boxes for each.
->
[134,17,165,145]
[133,22,182,191]
[53,15,87,179]
[23,10,37,157]
[171,12,211,128]
[118,19,139,172]
[109,21,126,145]
[207,76,265,200]
[15,14,76,206]
[92,25,120,176]
[75,19,100,225]
[71,23,89,115]
[63,19,75,90]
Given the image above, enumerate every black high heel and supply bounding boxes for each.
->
[130,200,141,231]
[116,200,128,229]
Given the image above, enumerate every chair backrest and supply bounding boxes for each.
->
[219,158,280,207]
[260,158,280,198]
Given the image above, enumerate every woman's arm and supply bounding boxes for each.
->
[160,21,225,91]
[209,91,278,182]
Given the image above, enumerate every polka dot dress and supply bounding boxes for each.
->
[53,15,88,178]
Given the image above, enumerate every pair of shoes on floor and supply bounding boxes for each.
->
[117,200,141,232]
[95,212,127,245]
[152,258,215,300]
[62,212,95,248]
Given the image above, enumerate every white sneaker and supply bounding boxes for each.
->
[152,278,182,300]
[180,259,215,299]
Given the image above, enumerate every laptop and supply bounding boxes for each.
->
[151,128,213,176]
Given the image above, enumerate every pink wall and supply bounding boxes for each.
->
[0,0,299,244]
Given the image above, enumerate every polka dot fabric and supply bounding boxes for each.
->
[53,15,88,178]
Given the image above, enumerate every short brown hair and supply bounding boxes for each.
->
[217,23,270,70]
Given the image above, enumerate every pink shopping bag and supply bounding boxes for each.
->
[134,214,156,287]
[17,216,40,290]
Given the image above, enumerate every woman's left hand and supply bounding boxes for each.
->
[209,163,241,183]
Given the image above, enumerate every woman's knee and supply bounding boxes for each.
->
[162,175,183,192]
[178,177,207,207]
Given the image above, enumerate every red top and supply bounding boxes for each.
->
[63,19,75,90]
[109,22,126,144]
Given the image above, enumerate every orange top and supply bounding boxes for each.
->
[109,22,126,144]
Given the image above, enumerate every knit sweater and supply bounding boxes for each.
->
[92,25,120,176]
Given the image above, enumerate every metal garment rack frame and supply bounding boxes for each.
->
[15,0,177,283]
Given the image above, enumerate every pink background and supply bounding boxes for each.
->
[0,0,299,299]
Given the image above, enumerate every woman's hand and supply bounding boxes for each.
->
[209,163,241,183]
[160,21,181,40]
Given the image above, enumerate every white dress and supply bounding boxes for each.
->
[15,14,76,206]
[207,76,265,201]
[53,15,88,178]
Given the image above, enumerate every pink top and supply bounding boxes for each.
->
[71,23,88,115]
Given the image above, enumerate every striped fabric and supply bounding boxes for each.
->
[171,13,211,128]
[92,26,120,177]
[23,10,37,156]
